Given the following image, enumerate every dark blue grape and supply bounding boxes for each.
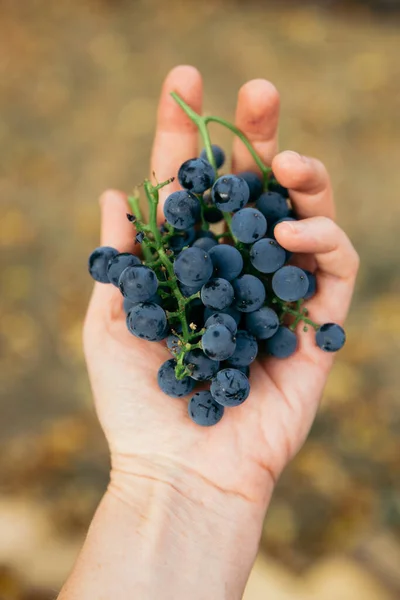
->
[208,244,243,281]
[107,252,141,286]
[231,208,267,244]
[210,368,250,407]
[188,391,224,427]
[179,281,203,298]
[192,236,218,251]
[303,270,317,300]
[166,333,181,355]
[168,227,196,254]
[88,246,118,283]
[269,176,289,198]
[232,274,266,313]
[238,171,263,202]
[316,323,346,352]
[157,359,195,398]
[265,326,297,358]
[211,175,250,212]
[245,307,280,339]
[126,302,168,341]
[235,365,250,377]
[123,297,134,314]
[196,230,217,240]
[200,144,225,169]
[125,293,161,314]
[205,312,238,335]
[256,191,290,224]
[204,305,242,326]
[119,265,158,303]
[250,238,286,274]
[178,158,215,194]
[272,266,309,301]
[184,349,220,381]
[163,190,200,230]
[201,278,234,311]
[225,330,258,367]
[173,247,213,287]
[204,206,224,224]
[201,324,236,361]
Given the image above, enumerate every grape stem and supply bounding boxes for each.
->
[274,298,319,331]
[127,193,154,262]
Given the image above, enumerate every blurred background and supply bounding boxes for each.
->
[0,0,399,598]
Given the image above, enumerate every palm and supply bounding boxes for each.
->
[84,66,358,505]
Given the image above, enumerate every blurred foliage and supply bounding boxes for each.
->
[0,0,399,597]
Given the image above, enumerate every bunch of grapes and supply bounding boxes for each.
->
[88,93,346,427]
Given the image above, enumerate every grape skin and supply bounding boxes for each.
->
[205,312,238,335]
[204,305,242,326]
[208,244,244,281]
[265,326,297,358]
[303,270,317,300]
[256,191,290,224]
[88,246,118,283]
[316,323,346,352]
[192,236,218,251]
[250,238,287,274]
[210,368,250,407]
[164,190,201,230]
[201,278,234,311]
[119,265,158,303]
[173,247,213,287]
[158,359,195,398]
[272,266,309,302]
[226,330,258,367]
[245,307,280,340]
[231,208,267,244]
[201,324,236,361]
[184,349,220,381]
[232,274,266,313]
[211,175,250,212]
[238,171,263,202]
[188,391,224,427]
[178,158,215,194]
[107,252,141,287]
[200,145,225,169]
[168,227,196,254]
[126,302,168,342]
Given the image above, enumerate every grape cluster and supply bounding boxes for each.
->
[88,118,346,428]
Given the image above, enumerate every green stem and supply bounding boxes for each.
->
[127,193,154,262]
[278,302,319,331]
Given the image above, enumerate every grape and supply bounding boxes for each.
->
[201,278,234,311]
[184,349,220,381]
[204,206,224,224]
[123,297,134,314]
[232,274,266,313]
[168,227,196,254]
[303,270,317,300]
[272,266,309,301]
[200,144,225,169]
[231,208,267,244]
[119,265,158,303]
[157,359,195,398]
[315,323,346,352]
[166,333,181,355]
[126,302,168,342]
[226,330,258,367]
[205,312,238,335]
[204,305,241,326]
[208,244,243,281]
[201,324,236,361]
[211,175,250,212]
[192,236,218,251]
[173,247,213,287]
[245,307,280,339]
[178,158,215,194]
[188,391,224,427]
[265,326,297,358]
[179,281,203,298]
[164,191,201,230]
[196,230,217,240]
[236,365,250,377]
[250,238,286,274]
[107,252,141,286]
[210,368,250,407]
[238,171,263,202]
[269,177,289,198]
[271,216,296,239]
[256,191,290,224]
[88,246,118,283]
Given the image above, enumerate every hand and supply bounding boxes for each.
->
[84,65,359,511]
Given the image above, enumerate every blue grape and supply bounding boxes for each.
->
[303,270,317,300]
[124,293,160,315]
[205,312,238,335]
[192,236,218,251]
[201,324,236,361]
[163,191,200,230]
[208,244,243,281]
[269,176,289,198]
[178,158,215,194]
[221,362,250,377]
[88,246,118,283]
[173,247,213,287]
[107,252,141,286]
[200,144,225,169]
[204,305,241,326]
[211,175,250,212]
[231,208,267,244]
[265,326,297,358]
[245,307,280,339]
[272,266,309,301]
[119,265,158,303]
[188,391,224,427]
[126,302,168,341]
[210,368,250,407]
[204,206,224,224]
[157,359,195,398]
[201,278,234,311]
[238,171,263,202]
[168,227,196,254]
[184,349,220,381]
[256,191,290,224]
[179,281,203,297]
[250,238,286,274]
[166,333,181,355]
[315,323,346,352]
[226,330,258,367]
[196,230,217,240]
[232,274,266,313]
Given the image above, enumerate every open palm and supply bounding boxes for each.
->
[84,66,359,508]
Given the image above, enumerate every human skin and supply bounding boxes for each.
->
[59,65,359,600]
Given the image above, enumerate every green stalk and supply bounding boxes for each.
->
[127,194,154,262]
